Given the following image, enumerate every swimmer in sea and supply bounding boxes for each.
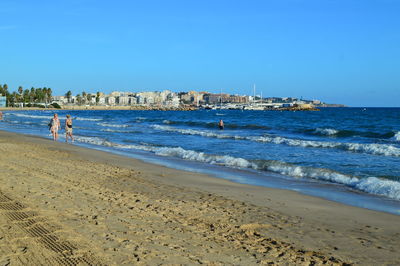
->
[218,119,224,130]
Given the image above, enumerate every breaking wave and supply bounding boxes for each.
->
[100,128,141,133]
[97,122,129,128]
[152,124,241,140]
[9,113,102,122]
[393,132,400,142]
[75,117,102,121]
[152,124,400,157]
[314,128,339,136]
[11,113,53,120]
[250,136,400,157]
[308,128,398,140]
[160,119,270,130]
[73,135,400,201]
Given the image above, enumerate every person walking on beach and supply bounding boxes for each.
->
[218,119,224,130]
[50,113,61,141]
[0,111,3,120]
[65,114,74,143]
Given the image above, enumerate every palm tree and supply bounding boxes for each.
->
[18,86,23,103]
[36,88,43,103]
[30,87,35,103]
[76,94,82,105]
[96,92,100,105]
[47,88,52,103]
[10,92,17,106]
[87,93,92,105]
[42,88,48,103]
[23,89,30,103]
[65,90,72,103]
[82,91,87,104]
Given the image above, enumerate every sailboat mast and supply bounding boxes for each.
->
[253,84,256,105]
[220,88,222,108]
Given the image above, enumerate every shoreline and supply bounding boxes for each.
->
[0,106,198,111]
[1,130,400,264]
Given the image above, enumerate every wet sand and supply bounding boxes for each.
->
[0,130,399,265]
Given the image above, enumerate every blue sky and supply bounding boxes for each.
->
[1,0,399,106]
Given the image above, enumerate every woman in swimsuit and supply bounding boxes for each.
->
[65,114,74,143]
[51,113,61,141]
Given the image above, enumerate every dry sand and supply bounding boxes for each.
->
[0,130,399,265]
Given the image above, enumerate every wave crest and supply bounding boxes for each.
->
[314,128,339,136]
[97,122,129,128]
[152,124,400,157]
[393,132,400,142]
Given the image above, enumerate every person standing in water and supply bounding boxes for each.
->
[218,119,224,130]
[50,113,61,141]
[65,114,74,143]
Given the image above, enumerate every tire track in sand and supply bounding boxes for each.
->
[0,190,102,266]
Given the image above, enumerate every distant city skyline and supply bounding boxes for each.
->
[1,0,399,107]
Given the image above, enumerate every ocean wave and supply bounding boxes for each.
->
[151,125,243,140]
[252,136,400,157]
[100,128,141,133]
[152,124,400,157]
[72,134,400,200]
[308,128,398,140]
[314,128,339,136]
[97,122,130,128]
[255,160,400,200]
[153,147,400,200]
[11,113,53,120]
[74,136,113,146]
[160,119,270,130]
[75,117,102,121]
[393,132,400,142]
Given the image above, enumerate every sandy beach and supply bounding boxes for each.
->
[0,130,399,265]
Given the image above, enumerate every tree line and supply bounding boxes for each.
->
[0,83,53,107]
[64,90,101,105]
[0,83,102,107]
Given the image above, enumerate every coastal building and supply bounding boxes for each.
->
[0,95,6,107]
[106,96,116,105]
[117,96,130,105]
[52,96,69,105]
[98,97,106,105]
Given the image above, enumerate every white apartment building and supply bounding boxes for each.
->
[106,96,116,105]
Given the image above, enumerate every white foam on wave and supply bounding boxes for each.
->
[11,113,53,120]
[97,122,129,128]
[74,136,113,146]
[252,136,400,157]
[162,120,171,124]
[100,128,140,133]
[9,113,102,122]
[152,124,400,157]
[393,132,400,142]
[75,117,102,121]
[258,160,400,200]
[154,147,253,168]
[73,134,400,200]
[314,128,339,136]
[151,124,242,140]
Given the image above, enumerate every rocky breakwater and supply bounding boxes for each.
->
[280,104,320,111]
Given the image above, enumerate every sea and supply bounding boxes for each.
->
[1,108,400,215]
